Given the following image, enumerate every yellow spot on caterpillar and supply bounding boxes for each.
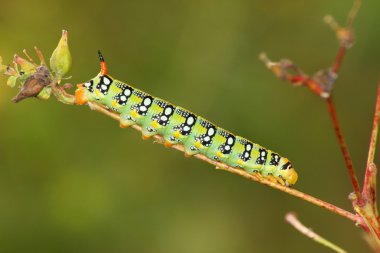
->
[95,89,101,97]
[174,131,181,138]
[131,110,139,118]
[152,121,159,128]
[237,159,245,166]
[195,141,202,149]
[112,100,118,107]
[216,151,223,158]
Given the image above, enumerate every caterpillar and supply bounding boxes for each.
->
[75,51,298,186]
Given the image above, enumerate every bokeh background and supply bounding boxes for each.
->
[0,0,379,252]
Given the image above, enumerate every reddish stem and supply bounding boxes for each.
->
[361,83,380,218]
[326,96,362,202]
[332,47,347,74]
[325,26,363,202]
[88,101,361,224]
[366,83,380,167]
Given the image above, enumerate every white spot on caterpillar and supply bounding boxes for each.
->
[187,117,195,125]
[227,137,234,145]
[101,84,107,90]
[204,136,210,142]
[120,96,127,102]
[140,106,147,112]
[208,128,215,136]
[161,116,168,121]
[124,89,131,96]
[225,145,230,151]
[244,152,249,158]
[183,126,191,132]
[103,77,111,85]
[246,144,252,151]
[164,107,173,115]
[143,97,152,106]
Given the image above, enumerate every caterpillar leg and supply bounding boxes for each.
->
[183,140,202,157]
[164,141,174,147]
[162,131,181,147]
[120,112,137,128]
[250,171,264,181]
[141,119,163,140]
[264,174,284,185]
[75,85,89,105]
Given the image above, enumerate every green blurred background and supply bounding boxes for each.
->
[0,0,379,252]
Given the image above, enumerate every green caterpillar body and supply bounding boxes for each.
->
[76,52,298,186]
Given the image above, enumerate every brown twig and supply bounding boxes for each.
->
[361,82,380,218]
[326,97,362,202]
[285,212,347,253]
[87,101,361,224]
[259,0,371,242]
[324,0,362,203]
[8,78,363,224]
[366,83,380,169]
[332,47,346,74]
[19,80,358,223]
[347,0,362,28]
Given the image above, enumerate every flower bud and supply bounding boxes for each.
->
[50,30,72,79]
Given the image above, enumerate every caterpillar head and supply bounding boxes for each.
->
[276,159,298,186]
[75,51,109,105]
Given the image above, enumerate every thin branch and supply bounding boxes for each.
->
[366,83,380,167]
[362,82,380,216]
[332,47,346,74]
[87,101,361,224]
[51,82,75,105]
[346,0,362,28]
[6,71,360,223]
[285,212,347,253]
[8,79,363,224]
[324,0,362,203]
[326,97,362,202]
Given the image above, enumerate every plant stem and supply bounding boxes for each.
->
[332,47,346,74]
[11,78,359,223]
[87,101,361,224]
[285,212,347,253]
[326,96,362,202]
[361,82,380,224]
[366,83,380,167]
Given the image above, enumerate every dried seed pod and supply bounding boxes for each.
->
[12,66,51,103]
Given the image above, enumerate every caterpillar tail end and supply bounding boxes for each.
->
[285,170,298,187]
[75,84,88,105]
